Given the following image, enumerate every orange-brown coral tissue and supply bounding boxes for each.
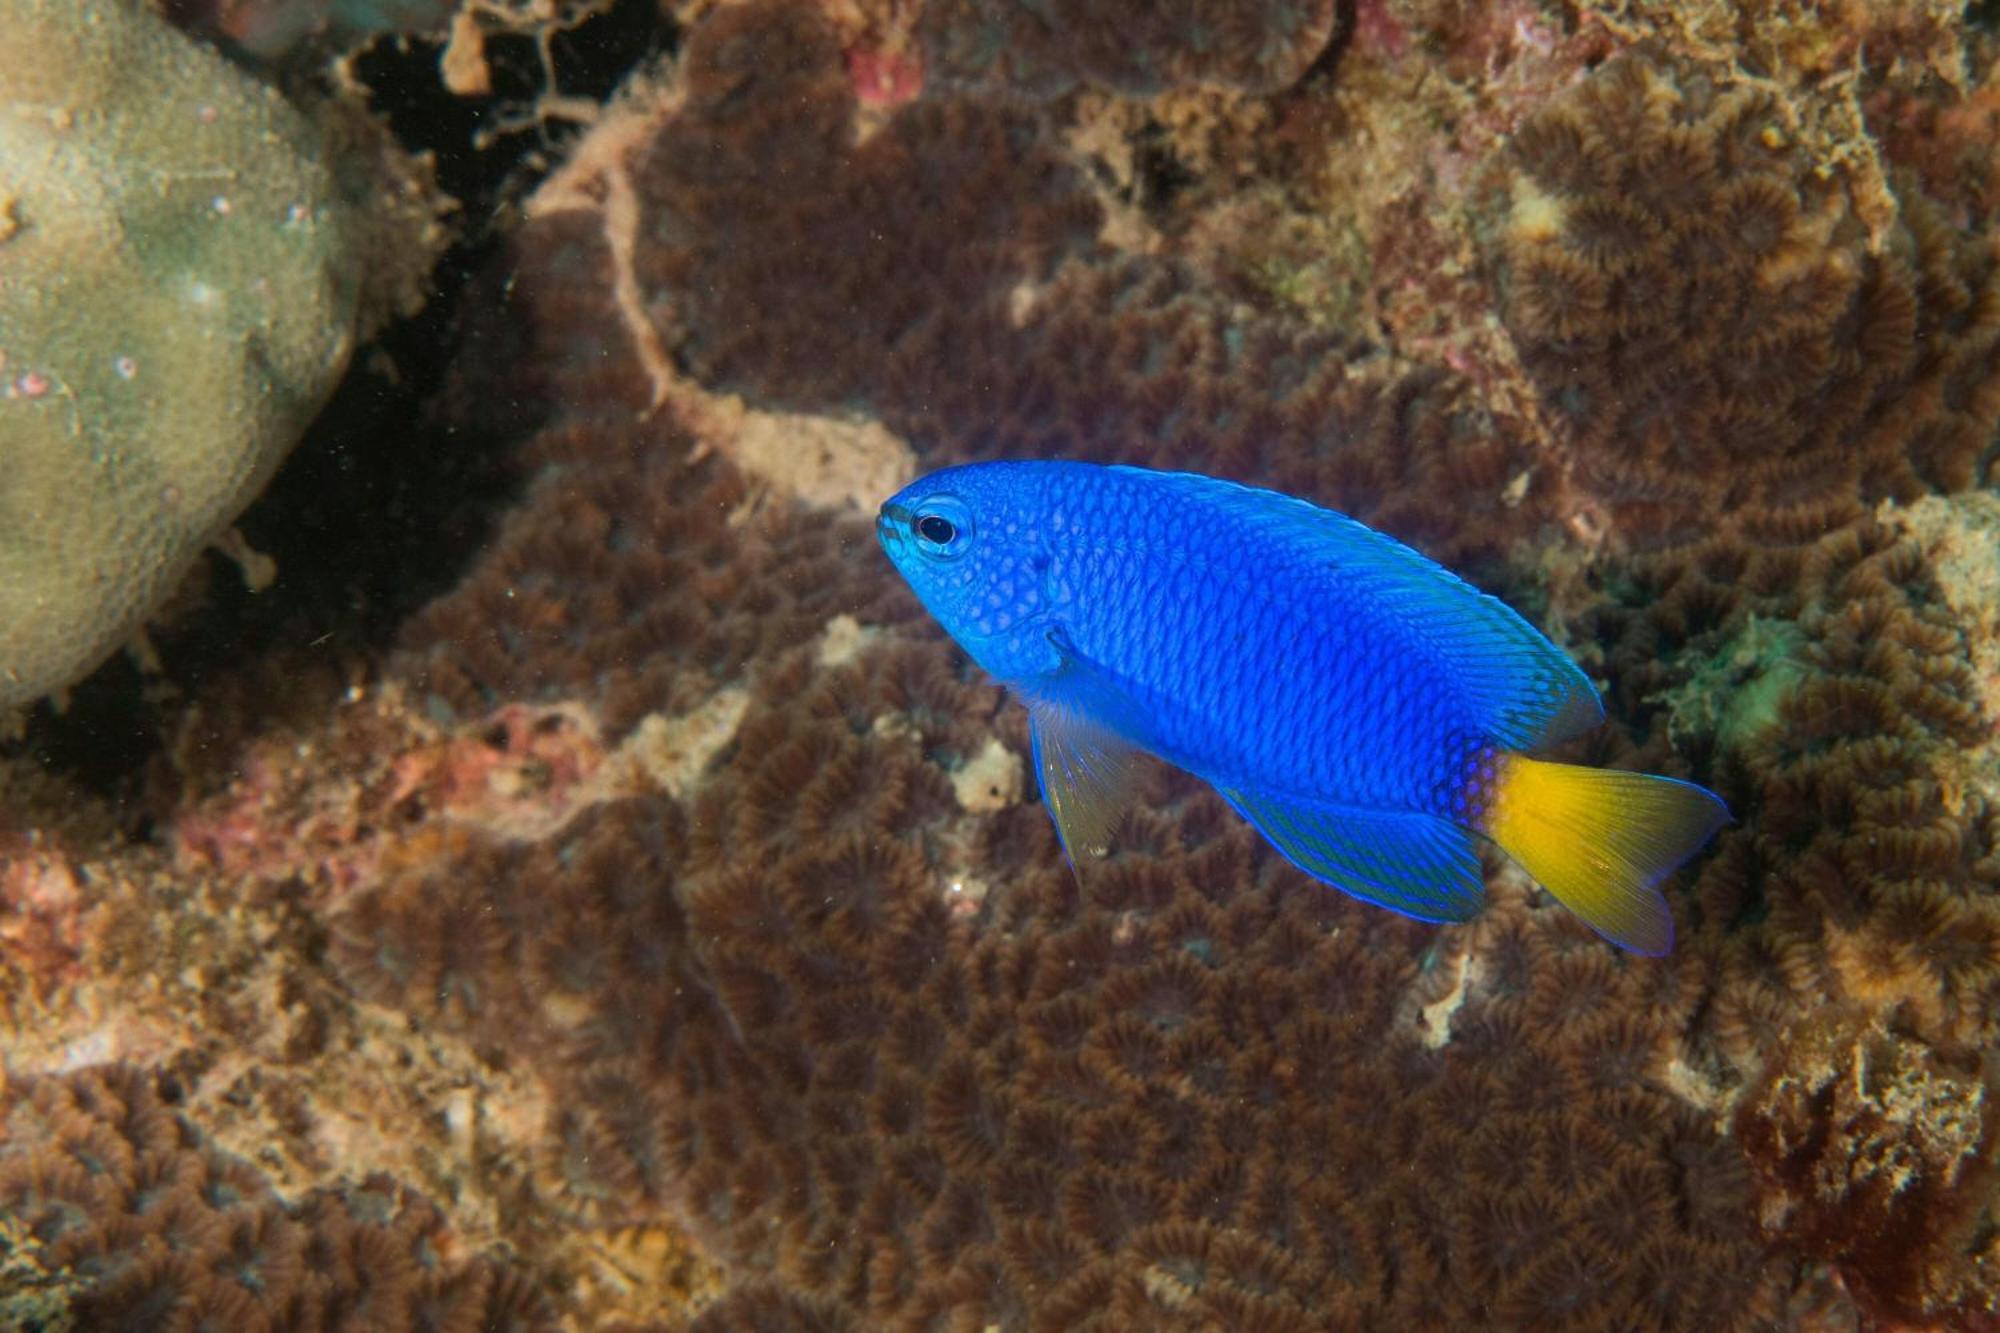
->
[10,0,2000,1330]
[0,1064,550,1329]
[1737,1016,2000,1324]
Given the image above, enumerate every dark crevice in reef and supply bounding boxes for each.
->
[349,0,678,228]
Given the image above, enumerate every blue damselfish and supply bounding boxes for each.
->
[877,460,1728,955]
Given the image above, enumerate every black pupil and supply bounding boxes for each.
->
[917,515,957,545]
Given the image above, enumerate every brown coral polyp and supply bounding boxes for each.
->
[257,1,2000,1327]
[1500,55,2000,546]
[916,0,1338,99]
[0,1065,549,1329]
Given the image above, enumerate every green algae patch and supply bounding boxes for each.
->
[1655,615,1811,754]
[0,0,363,709]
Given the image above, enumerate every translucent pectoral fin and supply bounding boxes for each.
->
[1219,785,1488,924]
[1029,700,1148,866]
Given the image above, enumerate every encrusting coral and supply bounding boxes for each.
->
[1578,506,2000,1315]
[334,619,1777,1326]
[1494,45,2000,1063]
[1496,51,2000,548]
[0,1062,552,1329]
[915,0,1339,99]
[632,0,1544,574]
[1495,41,2000,1323]
[360,2,2000,1325]
[1735,1014,2000,1324]
[8,0,2000,1328]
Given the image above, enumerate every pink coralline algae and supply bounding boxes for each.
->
[847,45,925,107]
[171,695,611,899]
[0,839,91,991]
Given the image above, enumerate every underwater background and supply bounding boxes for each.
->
[3,0,2000,1327]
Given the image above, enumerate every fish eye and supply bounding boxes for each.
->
[906,494,973,559]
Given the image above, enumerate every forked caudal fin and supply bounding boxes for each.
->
[1480,755,1729,955]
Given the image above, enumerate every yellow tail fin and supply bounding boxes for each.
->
[1480,755,1727,955]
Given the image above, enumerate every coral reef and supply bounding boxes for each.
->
[432,5,2000,1324]
[333,763,1779,1326]
[347,3,2000,1326]
[1583,506,2000,1316]
[916,0,1340,99]
[7,0,2000,1329]
[1486,45,2000,1327]
[1736,1014,2000,1324]
[0,1062,551,1329]
[633,0,1542,573]
[0,0,375,711]
[1495,52,2000,547]
[1510,46,2000,1115]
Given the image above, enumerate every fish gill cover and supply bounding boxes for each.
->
[2,0,2000,1329]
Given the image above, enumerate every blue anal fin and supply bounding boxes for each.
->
[1029,700,1147,866]
[1219,785,1487,924]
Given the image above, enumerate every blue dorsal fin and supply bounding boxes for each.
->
[1218,783,1487,923]
[1025,626,1154,865]
[1112,466,1604,749]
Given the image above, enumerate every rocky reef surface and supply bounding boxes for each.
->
[4,0,2000,1328]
